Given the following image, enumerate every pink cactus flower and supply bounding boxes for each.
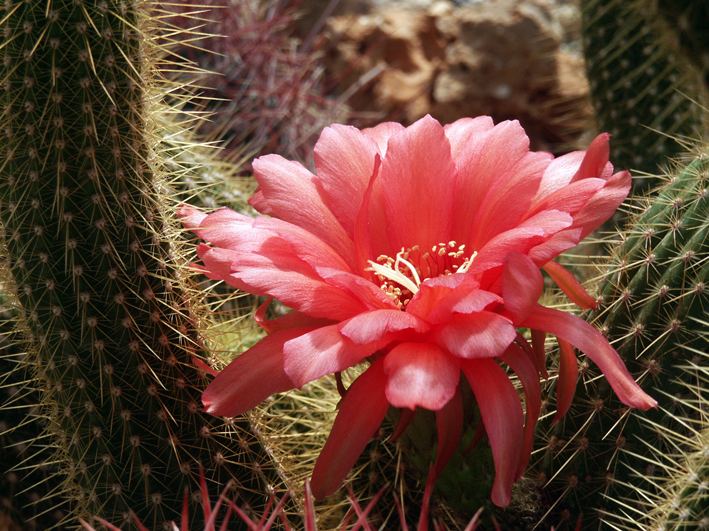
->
[180,115,656,507]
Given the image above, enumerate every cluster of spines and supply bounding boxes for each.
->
[0,0,286,529]
[533,150,709,529]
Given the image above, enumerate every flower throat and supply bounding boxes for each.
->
[367,242,476,309]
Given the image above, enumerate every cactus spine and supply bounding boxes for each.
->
[0,0,284,529]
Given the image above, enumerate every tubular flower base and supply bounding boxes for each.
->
[180,115,657,507]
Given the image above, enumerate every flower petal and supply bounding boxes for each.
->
[471,210,573,273]
[499,343,541,479]
[313,124,381,238]
[254,299,336,333]
[521,306,657,410]
[380,115,456,252]
[283,324,387,388]
[339,309,429,345]
[444,116,495,159]
[311,358,390,499]
[232,248,368,321]
[571,133,613,182]
[196,244,245,284]
[529,330,550,379]
[251,154,356,262]
[253,216,355,273]
[573,169,631,239]
[436,312,516,359]
[433,386,464,479]
[503,251,544,325]
[542,260,597,310]
[362,121,405,154]
[554,337,578,423]
[202,328,309,416]
[461,358,524,507]
[383,342,460,411]
[178,205,207,231]
[452,120,531,245]
[468,151,552,249]
[315,267,399,310]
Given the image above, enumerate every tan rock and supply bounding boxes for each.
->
[324,0,590,150]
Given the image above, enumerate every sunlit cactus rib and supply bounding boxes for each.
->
[0,0,286,529]
[534,151,709,529]
[581,0,708,188]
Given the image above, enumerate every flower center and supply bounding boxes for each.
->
[366,242,476,309]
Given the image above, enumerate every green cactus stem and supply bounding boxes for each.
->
[0,0,286,528]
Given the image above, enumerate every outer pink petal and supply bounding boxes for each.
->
[503,251,544,325]
[380,115,456,252]
[383,342,460,411]
[570,133,613,182]
[361,121,405,154]
[525,178,605,222]
[468,151,552,249]
[178,205,207,231]
[527,227,583,265]
[471,210,573,273]
[436,312,516,359]
[461,358,524,507]
[253,216,354,273]
[202,328,310,416]
[520,306,657,410]
[313,124,381,238]
[190,208,256,248]
[254,299,336,333]
[433,386,464,479]
[251,154,356,262]
[533,133,614,200]
[534,150,586,200]
[443,116,495,159]
[573,169,631,239]
[314,267,399,310]
[283,324,388,388]
[311,358,390,499]
[452,120,531,245]
[231,248,368,321]
[196,244,244,284]
[339,309,429,345]
[499,344,541,479]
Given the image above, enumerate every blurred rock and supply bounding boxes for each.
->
[318,0,591,151]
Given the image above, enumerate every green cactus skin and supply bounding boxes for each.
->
[534,152,709,529]
[648,1,709,90]
[0,0,285,528]
[582,0,708,187]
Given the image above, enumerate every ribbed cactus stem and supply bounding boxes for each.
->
[535,151,709,529]
[0,0,283,528]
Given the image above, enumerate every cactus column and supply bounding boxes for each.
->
[0,0,282,529]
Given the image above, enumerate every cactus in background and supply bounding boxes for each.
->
[0,0,287,529]
[581,0,708,189]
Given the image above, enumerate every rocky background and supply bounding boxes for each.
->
[298,0,589,153]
